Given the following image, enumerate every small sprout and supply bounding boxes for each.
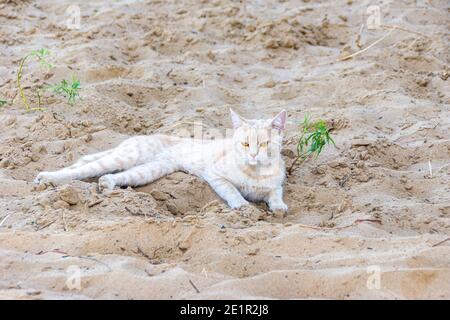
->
[288,114,336,175]
[17,48,53,112]
[297,114,335,158]
[0,99,7,108]
[50,77,81,106]
[31,48,53,69]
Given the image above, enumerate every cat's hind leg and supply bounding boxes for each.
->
[98,159,179,191]
[66,150,114,169]
[34,148,140,185]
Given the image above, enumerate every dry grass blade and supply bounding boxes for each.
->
[0,214,11,227]
[381,24,431,38]
[304,24,431,69]
[36,219,57,231]
[431,237,450,247]
[355,23,364,49]
[189,279,200,293]
[339,27,395,61]
[297,219,382,231]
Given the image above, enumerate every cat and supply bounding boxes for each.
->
[34,109,288,213]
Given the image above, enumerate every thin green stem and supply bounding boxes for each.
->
[288,115,336,175]
[16,49,52,112]
[17,54,32,112]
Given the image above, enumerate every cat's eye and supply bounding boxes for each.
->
[259,141,269,147]
[241,142,249,148]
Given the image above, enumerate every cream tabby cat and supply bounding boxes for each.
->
[34,109,288,213]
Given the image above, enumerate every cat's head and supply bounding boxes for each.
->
[230,109,286,166]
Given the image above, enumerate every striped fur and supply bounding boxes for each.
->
[35,110,288,212]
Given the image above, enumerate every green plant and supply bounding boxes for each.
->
[17,48,53,112]
[49,77,81,106]
[0,99,7,108]
[287,114,336,174]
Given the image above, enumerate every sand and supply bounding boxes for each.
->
[0,0,449,299]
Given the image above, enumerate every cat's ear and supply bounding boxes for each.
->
[230,108,245,128]
[271,110,287,131]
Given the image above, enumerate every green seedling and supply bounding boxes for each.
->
[288,114,336,174]
[49,77,81,106]
[0,99,7,108]
[17,48,53,112]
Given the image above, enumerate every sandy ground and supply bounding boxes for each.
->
[0,0,449,299]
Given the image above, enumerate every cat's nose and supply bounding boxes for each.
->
[249,153,257,158]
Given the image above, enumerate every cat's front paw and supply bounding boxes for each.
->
[98,174,116,192]
[228,199,249,210]
[34,171,60,185]
[269,201,288,215]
